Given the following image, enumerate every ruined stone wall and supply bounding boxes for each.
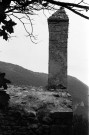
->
[48,11,69,88]
[0,109,73,135]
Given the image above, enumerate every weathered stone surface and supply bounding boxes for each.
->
[48,7,68,22]
[48,7,69,87]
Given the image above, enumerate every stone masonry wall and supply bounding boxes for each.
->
[48,9,69,88]
[0,109,73,135]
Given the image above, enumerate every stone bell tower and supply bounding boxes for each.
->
[47,8,73,135]
[48,7,69,88]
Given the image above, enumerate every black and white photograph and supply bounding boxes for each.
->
[0,0,89,135]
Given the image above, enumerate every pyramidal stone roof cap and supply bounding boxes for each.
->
[48,7,69,22]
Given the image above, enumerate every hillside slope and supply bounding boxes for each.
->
[0,61,48,87]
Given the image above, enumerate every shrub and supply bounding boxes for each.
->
[73,114,88,135]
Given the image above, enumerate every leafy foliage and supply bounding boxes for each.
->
[0,19,17,40]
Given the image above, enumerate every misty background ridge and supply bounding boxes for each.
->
[0,61,88,87]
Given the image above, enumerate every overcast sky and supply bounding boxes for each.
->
[0,2,89,86]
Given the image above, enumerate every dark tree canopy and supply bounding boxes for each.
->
[0,0,89,41]
[0,72,11,89]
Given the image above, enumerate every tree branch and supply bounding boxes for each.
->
[43,0,89,19]
[66,6,89,19]
[44,0,89,10]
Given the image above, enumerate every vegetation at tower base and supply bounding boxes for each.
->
[0,0,89,41]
